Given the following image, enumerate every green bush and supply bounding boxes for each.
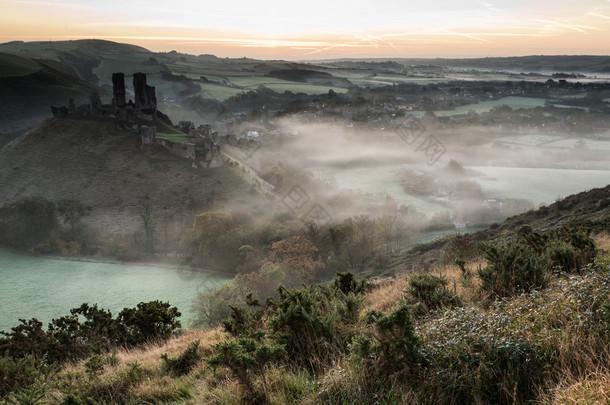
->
[0,319,49,359]
[84,354,105,377]
[407,273,460,313]
[1,301,181,368]
[478,242,549,298]
[117,300,181,345]
[522,226,596,273]
[208,337,284,402]
[161,340,202,376]
[333,271,367,295]
[268,286,339,371]
[0,355,52,399]
[354,303,423,375]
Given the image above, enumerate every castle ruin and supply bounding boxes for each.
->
[51,72,222,168]
[52,71,157,122]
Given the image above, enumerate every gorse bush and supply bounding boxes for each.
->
[268,286,342,372]
[353,303,423,375]
[117,300,181,346]
[478,242,549,298]
[208,337,285,403]
[479,226,598,299]
[203,272,369,403]
[0,301,181,365]
[418,260,610,404]
[0,355,53,399]
[333,271,368,295]
[522,225,596,272]
[407,273,461,313]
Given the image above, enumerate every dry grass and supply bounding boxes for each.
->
[541,371,610,404]
[364,275,408,312]
[595,232,610,260]
[364,258,487,312]
[51,328,227,404]
[116,328,225,366]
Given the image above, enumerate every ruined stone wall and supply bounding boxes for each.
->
[219,151,277,199]
[156,138,196,160]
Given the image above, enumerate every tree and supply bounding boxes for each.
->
[342,215,378,269]
[377,215,407,254]
[138,203,155,253]
[269,235,325,284]
[187,211,253,272]
[0,197,58,248]
[56,198,89,232]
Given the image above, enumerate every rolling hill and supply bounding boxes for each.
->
[0,117,263,237]
[0,51,104,145]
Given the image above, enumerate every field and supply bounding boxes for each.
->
[435,96,547,116]
[471,166,610,205]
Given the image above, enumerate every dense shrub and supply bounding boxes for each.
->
[0,301,181,368]
[353,303,423,375]
[407,273,461,313]
[0,355,53,398]
[208,337,285,403]
[418,261,610,404]
[333,271,368,295]
[118,300,181,346]
[478,242,549,298]
[268,286,341,371]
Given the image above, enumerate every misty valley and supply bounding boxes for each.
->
[1,40,610,404]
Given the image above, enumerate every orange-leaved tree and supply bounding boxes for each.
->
[269,235,325,285]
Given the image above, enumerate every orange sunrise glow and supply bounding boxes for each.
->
[2,0,610,59]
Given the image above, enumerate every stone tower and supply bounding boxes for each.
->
[112,73,126,108]
[133,72,148,110]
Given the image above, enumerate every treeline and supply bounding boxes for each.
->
[0,197,158,260]
[0,197,96,255]
[0,197,408,276]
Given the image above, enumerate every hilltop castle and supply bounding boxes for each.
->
[51,72,222,168]
[51,72,157,121]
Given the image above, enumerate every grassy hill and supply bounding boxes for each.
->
[0,52,104,145]
[0,117,263,238]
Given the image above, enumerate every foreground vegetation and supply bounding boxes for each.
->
[1,224,609,404]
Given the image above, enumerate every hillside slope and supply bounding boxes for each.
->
[398,183,610,271]
[0,117,263,237]
[0,52,104,145]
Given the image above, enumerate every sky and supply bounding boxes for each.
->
[1,0,610,59]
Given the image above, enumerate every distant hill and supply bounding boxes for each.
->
[0,117,262,237]
[0,39,151,82]
[322,55,610,73]
[0,52,104,145]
